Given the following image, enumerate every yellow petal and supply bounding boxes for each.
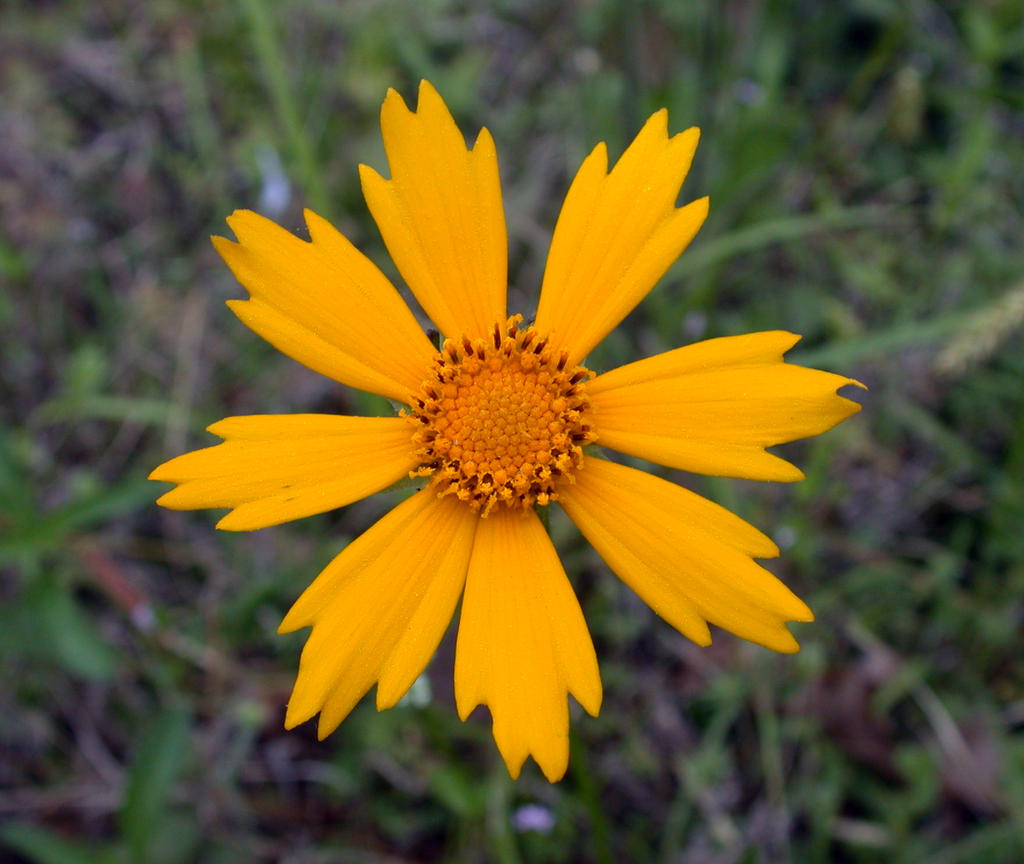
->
[560,458,812,653]
[213,208,435,402]
[589,331,864,481]
[359,81,506,340]
[150,415,417,530]
[279,489,477,737]
[454,508,600,782]
[534,111,708,364]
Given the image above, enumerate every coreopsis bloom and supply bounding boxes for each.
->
[151,81,862,781]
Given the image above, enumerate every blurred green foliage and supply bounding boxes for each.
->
[2,0,1024,861]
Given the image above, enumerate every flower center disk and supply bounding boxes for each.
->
[409,316,596,515]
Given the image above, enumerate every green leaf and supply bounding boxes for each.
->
[0,231,29,281]
[790,311,967,367]
[33,395,176,427]
[428,764,484,818]
[669,206,891,279]
[32,579,116,681]
[0,822,112,864]
[0,476,156,563]
[119,706,192,864]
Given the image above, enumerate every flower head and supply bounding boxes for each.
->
[151,81,862,781]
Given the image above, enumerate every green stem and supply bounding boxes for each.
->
[236,0,329,216]
[570,730,614,864]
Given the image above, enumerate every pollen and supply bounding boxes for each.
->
[409,315,597,515]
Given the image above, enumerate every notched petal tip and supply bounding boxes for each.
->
[316,717,337,741]
[666,126,701,164]
[357,161,385,187]
[209,232,235,251]
[794,600,815,623]
[152,489,183,508]
[743,601,814,655]
[277,607,308,635]
[213,511,255,532]
[776,330,803,352]
[210,234,239,260]
[223,297,247,315]
[472,124,496,153]
[773,461,807,483]
[381,86,407,114]
[416,78,442,103]
[644,106,669,136]
[690,625,714,648]
[687,194,711,221]
[301,207,330,235]
[491,720,569,783]
[503,754,526,782]
[538,759,568,784]
[374,682,403,712]
[283,690,322,731]
[455,699,476,723]
[838,394,864,419]
[576,685,604,718]
[223,208,267,238]
[774,634,802,655]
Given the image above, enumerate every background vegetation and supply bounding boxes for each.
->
[3,0,1024,861]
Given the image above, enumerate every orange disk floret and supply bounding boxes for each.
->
[409,315,597,515]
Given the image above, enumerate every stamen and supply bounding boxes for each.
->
[408,315,598,515]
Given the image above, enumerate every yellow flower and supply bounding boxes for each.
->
[151,81,862,782]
